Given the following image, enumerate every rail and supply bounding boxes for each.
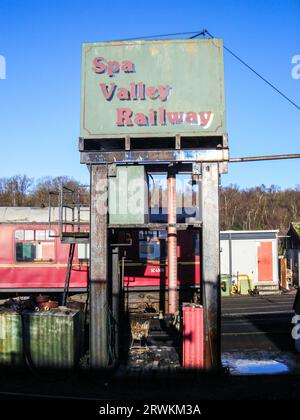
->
[48,184,90,243]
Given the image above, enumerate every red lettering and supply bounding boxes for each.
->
[148,109,157,125]
[130,83,137,100]
[107,61,120,77]
[145,86,159,100]
[199,112,213,127]
[93,58,136,76]
[122,60,135,73]
[134,113,148,126]
[138,82,145,100]
[100,83,116,101]
[116,88,130,100]
[158,85,171,101]
[186,112,198,124]
[167,112,184,125]
[92,57,106,73]
[116,108,133,126]
[158,108,166,125]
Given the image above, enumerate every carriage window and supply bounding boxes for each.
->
[35,230,46,240]
[24,230,34,241]
[16,242,36,262]
[78,243,90,261]
[15,230,24,240]
[15,229,55,262]
[35,242,55,261]
[14,229,55,241]
[139,241,162,261]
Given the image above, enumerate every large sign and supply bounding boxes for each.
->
[81,39,226,139]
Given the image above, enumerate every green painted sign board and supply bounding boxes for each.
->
[81,39,226,139]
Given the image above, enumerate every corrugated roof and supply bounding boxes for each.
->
[0,207,90,223]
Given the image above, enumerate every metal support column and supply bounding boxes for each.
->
[167,164,177,315]
[112,246,120,364]
[62,243,75,306]
[201,162,221,370]
[90,164,109,369]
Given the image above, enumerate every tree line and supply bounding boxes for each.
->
[0,175,89,207]
[220,184,300,233]
[0,175,299,234]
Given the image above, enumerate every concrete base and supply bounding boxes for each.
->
[256,284,280,295]
[257,290,282,296]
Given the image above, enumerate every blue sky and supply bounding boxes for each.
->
[0,0,299,188]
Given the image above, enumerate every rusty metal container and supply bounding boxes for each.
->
[0,308,83,369]
[26,307,82,369]
[182,303,204,369]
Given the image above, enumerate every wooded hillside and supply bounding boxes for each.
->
[0,175,299,234]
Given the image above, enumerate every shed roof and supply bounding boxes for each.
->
[0,207,90,223]
[221,230,279,235]
[220,230,278,241]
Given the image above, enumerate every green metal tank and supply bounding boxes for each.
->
[0,311,23,366]
[0,308,83,369]
[221,275,231,297]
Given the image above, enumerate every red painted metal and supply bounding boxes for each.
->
[0,224,88,290]
[0,223,199,292]
[122,230,200,287]
[123,261,200,287]
[182,303,204,369]
[258,241,273,282]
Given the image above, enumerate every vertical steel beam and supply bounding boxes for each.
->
[167,165,177,314]
[201,162,221,370]
[112,246,120,363]
[90,164,109,369]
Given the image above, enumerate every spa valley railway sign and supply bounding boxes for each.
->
[81,39,226,138]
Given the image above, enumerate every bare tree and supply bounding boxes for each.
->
[0,175,33,206]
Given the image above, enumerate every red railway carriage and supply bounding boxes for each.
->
[0,208,88,293]
[120,229,200,288]
[0,208,200,305]
[114,228,201,312]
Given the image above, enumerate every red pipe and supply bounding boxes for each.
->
[167,166,177,314]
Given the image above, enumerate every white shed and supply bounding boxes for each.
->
[220,230,279,291]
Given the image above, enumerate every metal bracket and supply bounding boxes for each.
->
[192,163,202,176]
[78,137,84,151]
[175,134,181,150]
[219,162,228,174]
[222,133,228,148]
[125,136,131,151]
[108,163,117,177]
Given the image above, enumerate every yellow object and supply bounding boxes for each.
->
[237,274,253,295]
